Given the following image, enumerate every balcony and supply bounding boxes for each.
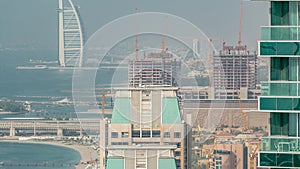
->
[261,26,299,40]
[259,137,300,168]
[261,81,299,96]
[261,137,300,152]
[259,97,300,112]
[259,41,300,56]
[259,26,300,55]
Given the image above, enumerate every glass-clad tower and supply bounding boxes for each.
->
[257,1,300,168]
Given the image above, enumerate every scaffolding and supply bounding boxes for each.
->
[128,52,181,87]
[213,44,258,100]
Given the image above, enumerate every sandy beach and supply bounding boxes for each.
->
[0,137,99,169]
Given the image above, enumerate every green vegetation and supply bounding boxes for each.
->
[0,99,27,112]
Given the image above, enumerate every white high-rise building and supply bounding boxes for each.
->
[58,0,84,67]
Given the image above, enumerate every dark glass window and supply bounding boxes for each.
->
[111,132,118,138]
[271,57,289,81]
[260,98,276,110]
[260,153,276,166]
[152,130,160,138]
[277,154,292,167]
[174,151,181,156]
[142,130,151,138]
[174,132,181,138]
[271,1,290,26]
[132,130,140,138]
[164,132,170,138]
[270,113,290,136]
[294,154,300,167]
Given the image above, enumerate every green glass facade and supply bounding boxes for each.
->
[258,1,300,168]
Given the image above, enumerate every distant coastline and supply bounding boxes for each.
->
[0,111,24,115]
[0,137,98,169]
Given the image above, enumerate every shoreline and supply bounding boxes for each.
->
[0,137,99,169]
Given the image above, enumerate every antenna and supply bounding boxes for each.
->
[238,2,243,46]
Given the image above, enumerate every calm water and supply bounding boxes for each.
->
[0,50,115,119]
[0,141,81,169]
[0,50,72,98]
[0,50,88,168]
[0,50,74,119]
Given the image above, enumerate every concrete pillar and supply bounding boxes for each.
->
[10,127,15,137]
[208,87,215,100]
[100,119,108,169]
[57,128,63,136]
[79,127,83,137]
[33,122,36,136]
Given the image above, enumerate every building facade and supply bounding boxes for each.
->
[257,0,300,168]
[204,143,247,169]
[213,44,258,100]
[100,87,190,169]
[58,0,84,67]
[128,52,181,87]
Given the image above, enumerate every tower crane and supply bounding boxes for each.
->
[100,86,111,119]
[205,139,218,169]
[249,140,261,169]
[238,2,243,46]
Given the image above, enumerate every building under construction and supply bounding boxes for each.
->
[100,50,191,169]
[213,43,259,100]
[128,51,181,87]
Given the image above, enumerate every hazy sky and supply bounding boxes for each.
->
[0,0,269,51]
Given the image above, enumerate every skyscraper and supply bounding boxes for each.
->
[100,55,190,169]
[257,1,300,168]
[213,44,258,100]
[58,0,84,67]
[100,87,190,169]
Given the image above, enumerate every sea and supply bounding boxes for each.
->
[0,49,104,168]
[0,141,80,169]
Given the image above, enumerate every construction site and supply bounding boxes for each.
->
[1,1,270,169]
[128,51,181,87]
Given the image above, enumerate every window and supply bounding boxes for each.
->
[271,1,290,26]
[174,132,181,138]
[142,130,151,138]
[174,151,181,156]
[260,153,295,167]
[122,132,129,138]
[132,130,140,138]
[271,57,289,81]
[111,142,128,145]
[111,132,118,138]
[270,113,296,136]
[164,132,170,138]
[260,43,300,56]
[152,130,160,138]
